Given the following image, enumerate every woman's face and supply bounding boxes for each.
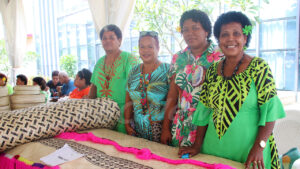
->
[218,22,247,58]
[0,78,5,86]
[74,75,86,89]
[101,31,121,53]
[52,75,59,85]
[182,19,208,50]
[139,36,159,64]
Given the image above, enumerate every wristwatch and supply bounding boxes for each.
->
[259,140,266,148]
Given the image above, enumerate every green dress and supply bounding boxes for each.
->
[6,84,13,95]
[169,43,222,147]
[126,63,170,142]
[193,57,286,169]
[91,51,139,133]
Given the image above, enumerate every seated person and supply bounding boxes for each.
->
[0,72,13,95]
[57,71,76,97]
[69,68,92,99]
[46,70,62,97]
[16,74,28,85]
[33,77,49,103]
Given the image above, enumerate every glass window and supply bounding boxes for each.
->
[260,19,297,50]
[260,0,298,19]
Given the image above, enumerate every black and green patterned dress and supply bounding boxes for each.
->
[193,57,285,169]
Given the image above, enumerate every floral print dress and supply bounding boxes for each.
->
[169,43,222,147]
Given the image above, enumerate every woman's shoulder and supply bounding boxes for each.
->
[249,57,270,69]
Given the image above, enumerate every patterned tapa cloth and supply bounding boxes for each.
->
[193,57,286,169]
[126,63,170,142]
[169,42,222,147]
[91,51,139,133]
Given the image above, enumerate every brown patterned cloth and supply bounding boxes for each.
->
[0,98,120,152]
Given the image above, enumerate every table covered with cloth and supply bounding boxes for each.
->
[3,129,244,169]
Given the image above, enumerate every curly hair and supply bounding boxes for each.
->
[99,24,122,40]
[33,77,47,91]
[213,11,252,47]
[77,68,92,86]
[17,74,28,85]
[180,9,212,41]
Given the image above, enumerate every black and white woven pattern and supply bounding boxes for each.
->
[0,98,120,152]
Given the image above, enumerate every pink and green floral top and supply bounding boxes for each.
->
[169,42,223,147]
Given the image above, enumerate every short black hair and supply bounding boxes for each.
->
[0,73,8,84]
[77,68,92,86]
[17,74,28,85]
[52,70,59,77]
[33,77,47,90]
[213,11,252,47]
[99,24,122,40]
[180,9,212,41]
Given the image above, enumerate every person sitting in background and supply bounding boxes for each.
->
[57,71,76,97]
[0,72,13,95]
[46,70,62,97]
[69,68,92,99]
[16,74,28,85]
[33,76,49,103]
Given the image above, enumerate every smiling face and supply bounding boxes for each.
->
[101,31,121,53]
[182,19,208,50]
[219,22,247,58]
[139,36,159,64]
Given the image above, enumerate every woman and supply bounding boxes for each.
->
[89,24,139,133]
[16,74,28,85]
[124,31,169,142]
[33,77,49,103]
[161,9,222,147]
[178,11,285,169]
[0,73,13,95]
[69,68,92,99]
[46,70,62,97]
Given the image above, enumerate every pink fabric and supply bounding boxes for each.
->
[56,132,235,169]
[0,154,60,169]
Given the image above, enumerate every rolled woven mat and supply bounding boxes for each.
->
[0,96,10,106]
[0,97,120,152]
[14,90,41,95]
[11,103,43,110]
[10,94,45,104]
[13,85,40,91]
[0,105,10,112]
[0,86,8,97]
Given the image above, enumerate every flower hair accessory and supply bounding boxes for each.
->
[242,25,252,36]
[2,77,6,82]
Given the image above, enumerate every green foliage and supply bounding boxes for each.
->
[24,51,39,63]
[59,54,77,78]
[0,40,11,75]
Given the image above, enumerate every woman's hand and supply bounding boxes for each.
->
[160,127,172,145]
[125,124,136,136]
[245,144,265,169]
[178,144,201,158]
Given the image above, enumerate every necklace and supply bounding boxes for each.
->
[140,61,158,115]
[221,54,245,80]
[103,51,121,86]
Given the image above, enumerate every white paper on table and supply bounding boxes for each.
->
[40,144,84,166]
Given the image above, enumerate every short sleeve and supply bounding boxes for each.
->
[252,58,286,126]
[168,53,179,81]
[192,101,212,126]
[125,53,140,77]
[90,58,104,85]
[126,64,139,92]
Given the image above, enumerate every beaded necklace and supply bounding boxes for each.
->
[221,54,245,80]
[140,62,157,115]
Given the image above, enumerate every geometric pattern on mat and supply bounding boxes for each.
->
[0,98,120,152]
[39,138,153,169]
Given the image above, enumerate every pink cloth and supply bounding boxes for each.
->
[56,132,235,169]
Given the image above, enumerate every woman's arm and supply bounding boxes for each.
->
[178,125,208,157]
[88,84,97,99]
[160,77,179,144]
[245,121,276,169]
[124,91,136,135]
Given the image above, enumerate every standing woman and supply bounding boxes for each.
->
[124,31,169,142]
[179,11,285,169]
[89,24,139,133]
[161,9,222,147]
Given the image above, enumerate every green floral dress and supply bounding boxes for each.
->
[169,43,222,147]
[91,51,139,133]
[126,63,170,142]
[193,57,285,169]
